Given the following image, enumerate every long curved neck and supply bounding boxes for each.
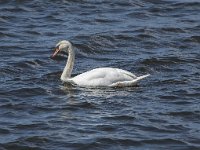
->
[61,45,75,81]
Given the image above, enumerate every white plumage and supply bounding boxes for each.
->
[51,40,149,87]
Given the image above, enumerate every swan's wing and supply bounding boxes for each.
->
[69,68,108,86]
[109,74,150,87]
[115,68,137,79]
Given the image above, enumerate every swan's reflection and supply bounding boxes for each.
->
[60,84,139,99]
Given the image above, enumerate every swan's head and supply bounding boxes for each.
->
[51,40,72,58]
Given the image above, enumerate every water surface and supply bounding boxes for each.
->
[0,0,200,149]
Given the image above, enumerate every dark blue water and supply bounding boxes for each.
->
[0,0,200,149]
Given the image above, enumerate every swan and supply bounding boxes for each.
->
[51,40,150,87]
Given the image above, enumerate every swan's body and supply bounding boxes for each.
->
[52,40,150,87]
[64,67,149,87]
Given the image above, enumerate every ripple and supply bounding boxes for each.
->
[95,18,119,23]
[0,128,10,134]
[136,33,156,39]
[16,60,45,68]
[95,124,117,132]
[141,57,187,65]
[25,136,50,144]
[1,6,28,12]
[160,27,185,33]
[13,123,48,130]
[95,137,142,146]
[167,111,200,121]
[7,87,47,98]
[161,79,188,85]
[102,115,136,121]
[1,143,41,150]
[141,138,187,145]
[62,101,98,110]
[184,36,200,43]
[23,30,41,36]
[172,2,200,8]
[127,11,150,19]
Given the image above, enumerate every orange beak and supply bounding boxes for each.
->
[52,48,60,58]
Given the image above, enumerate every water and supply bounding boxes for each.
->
[0,0,200,149]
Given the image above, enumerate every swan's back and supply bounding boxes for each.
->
[70,67,137,87]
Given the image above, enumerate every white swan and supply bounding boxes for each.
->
[51,40,150,87]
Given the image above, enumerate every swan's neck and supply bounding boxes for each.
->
[61,45,75,81]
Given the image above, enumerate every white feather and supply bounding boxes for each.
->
[53,40,150,87]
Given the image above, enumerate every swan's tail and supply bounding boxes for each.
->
[136,74,150,81]
[126,74,150,86]
[109,74,150,87]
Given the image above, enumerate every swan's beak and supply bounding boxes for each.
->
[51,48,60,58]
